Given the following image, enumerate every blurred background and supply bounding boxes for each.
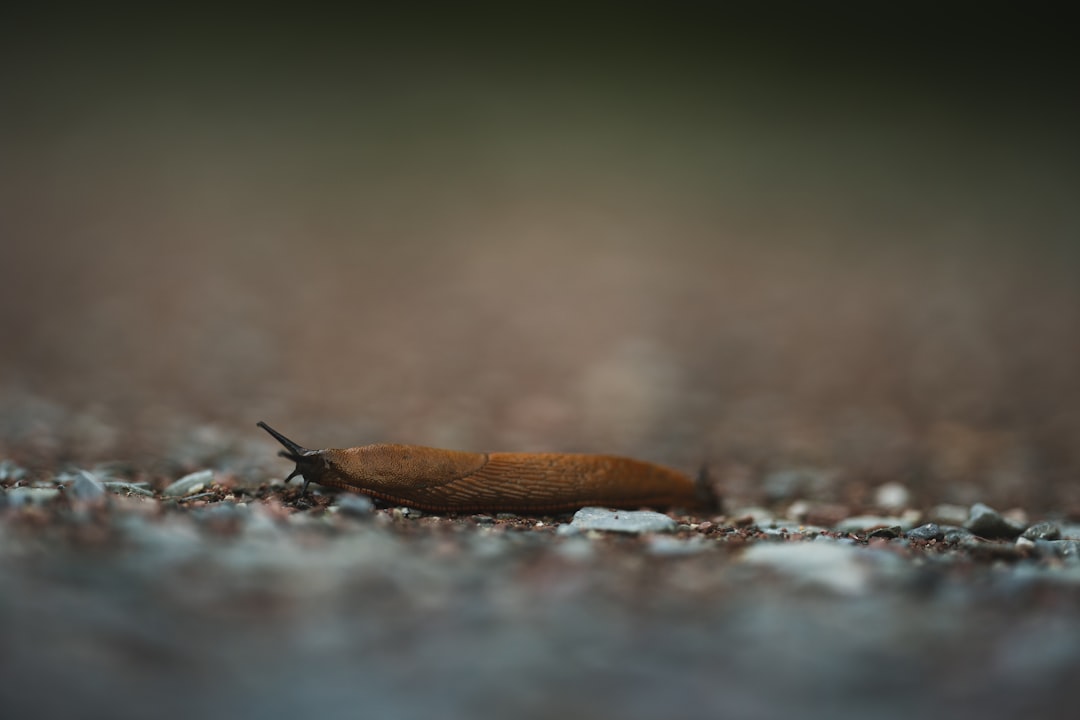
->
[2,3,1078,510]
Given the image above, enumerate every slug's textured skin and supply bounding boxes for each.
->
[258,422,714,513]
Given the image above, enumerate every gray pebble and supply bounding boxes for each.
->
[568,507,676,534]
[965,503,1025,539]
[162,469,214,497]
[867,526,902,540]
[835,515,910,534]
[873,482,911,512]
[335,493,375,517]
[1022,521,1061,541]
[69,470,106,504]
[908,523,945,542]
[5,487,61,507]
[928,504,971,527]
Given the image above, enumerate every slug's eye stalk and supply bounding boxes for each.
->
[257,421,321,494]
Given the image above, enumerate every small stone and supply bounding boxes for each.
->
[835,515,909,534]
[69,470,106,505]
[495,513,519,520]
[5,487,61,507]
[785,500,811,522]
[568,507,676,534]
[335,494,375,517]
[867,526,902,540]
[1021,521,1061,541]
[874,482,911,512]
[965,503,1025,539]
[901,509,924,527]
[908,523,945,542]
[473,515,495,524]
[928,504,970,527]
[162,469,214,497]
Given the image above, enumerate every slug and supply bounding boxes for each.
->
[258,421,717,513]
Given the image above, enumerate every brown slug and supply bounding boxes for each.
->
[258,421,717,514]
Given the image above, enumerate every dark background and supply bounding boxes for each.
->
[2,4,1078,510]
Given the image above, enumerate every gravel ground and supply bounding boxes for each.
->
[3,461,1080,720]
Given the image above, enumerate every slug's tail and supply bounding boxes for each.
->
[257,421,315,489]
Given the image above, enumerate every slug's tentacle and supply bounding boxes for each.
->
[257,421,310,459]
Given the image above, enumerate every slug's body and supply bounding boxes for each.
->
[258,422,715,513]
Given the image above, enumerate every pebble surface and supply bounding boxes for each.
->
[966,503,1026,539]
[1022,521,1061,541]
[566,507,677,534]
[162,469,215,497]
[908,522,945,542]
[3,478,1080,720]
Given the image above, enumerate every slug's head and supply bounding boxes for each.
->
[257,421,325,494]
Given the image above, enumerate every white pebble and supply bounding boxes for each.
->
[874,482,911,512]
